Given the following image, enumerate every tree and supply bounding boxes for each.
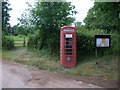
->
[27,1,77,54]
[12,24,34,36]
[74,21,82,30]
[84,2,120,31]
[2,1,12,35]
[29,2,77,29]
[17,12,31,27]
[17,5,35,36]
[12,24,19,35]
[2,1,14,50]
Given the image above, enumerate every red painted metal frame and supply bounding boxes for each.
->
[60,26,76,67]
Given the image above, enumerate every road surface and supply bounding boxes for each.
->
[0,59,118,88]
[1,58,118,88]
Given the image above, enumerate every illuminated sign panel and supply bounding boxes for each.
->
[65,34,72,38]
[63,29,74,31]
[95,35,111,48]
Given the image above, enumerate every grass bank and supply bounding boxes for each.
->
[2,48,118,80]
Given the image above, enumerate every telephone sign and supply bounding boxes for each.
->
[64,29,74,31]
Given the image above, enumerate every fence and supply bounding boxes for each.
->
[14,38,27,47]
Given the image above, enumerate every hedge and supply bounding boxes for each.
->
[2,36,14,50]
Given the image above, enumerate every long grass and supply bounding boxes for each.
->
[2,47,118,80]
[2,31,118,80]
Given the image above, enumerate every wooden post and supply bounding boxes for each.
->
[95,48,98,64]
[23,37,26,47]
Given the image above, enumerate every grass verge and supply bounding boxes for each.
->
[2,48,118,80]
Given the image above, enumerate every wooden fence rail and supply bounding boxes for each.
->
[14,40,24,41]
[14,38,27,47]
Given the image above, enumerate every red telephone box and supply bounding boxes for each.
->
[60,26,76,67]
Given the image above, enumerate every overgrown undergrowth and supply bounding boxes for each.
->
[2,48,118,80]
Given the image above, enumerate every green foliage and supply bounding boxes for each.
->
[75,2,119,58]
[2,35,14,50]
[27,32,39,49]
[12,25,34,36]
[109,31,119,55]
[76,29,119,59]
[17,11,34,36]
[8,35,25,40]
[7,35,27,47]
[2,1,15,50]
[2,1,12,35]
[30,2,77,29]
[74,21,82,30]
[17,12,31,27]
[84,2,120,31]
[27,2,77,54]
[77,29,104,54]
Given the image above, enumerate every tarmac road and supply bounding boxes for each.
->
[1,59,103,88]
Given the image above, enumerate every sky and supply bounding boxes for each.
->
[9,0,94,27]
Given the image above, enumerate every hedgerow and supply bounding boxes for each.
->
[27,29,119,60]
[76,29,119,56]
[2,35,14,50]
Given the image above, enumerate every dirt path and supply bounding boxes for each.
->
[1,59,118,88]
[1,59,102,88]
[9,49,27,53]
[0,59,2,89]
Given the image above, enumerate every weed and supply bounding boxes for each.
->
[2,47,118,80]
